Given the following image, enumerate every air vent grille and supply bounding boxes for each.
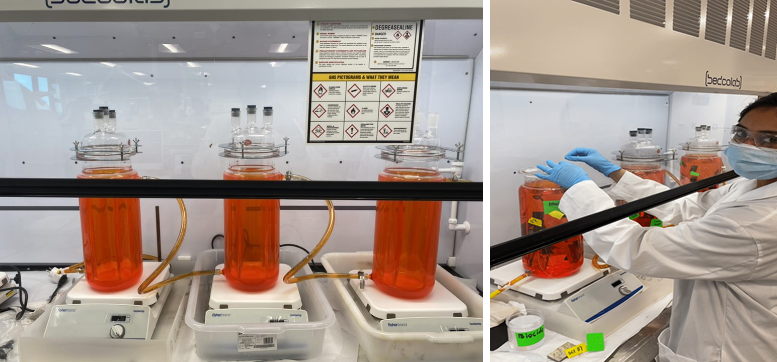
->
[705,0,730,45]
[571,0,620,14]
[750,0,768,55]
[766,2,777,59]
[631,0,667,27]
[730,0,750,51]
[674,0,702,37]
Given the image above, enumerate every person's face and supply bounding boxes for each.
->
[738,108,777,147]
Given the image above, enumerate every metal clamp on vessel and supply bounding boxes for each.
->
[218,137,290,159]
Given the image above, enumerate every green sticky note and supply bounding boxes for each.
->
[629,213,640,220]
[543,200,562,215]
[650,219,663,227]
[586,333,605,352]
[515,325,545,347]
[690,171,700,177]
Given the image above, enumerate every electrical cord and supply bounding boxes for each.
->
[48,275,68,303]
[280,244,316,269]
[211,234,224,249]
[0,287,29,320]
[0,266,31,320]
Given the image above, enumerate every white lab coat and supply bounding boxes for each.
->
[559,171,777,362]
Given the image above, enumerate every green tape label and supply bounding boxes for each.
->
[629,213,640,220]
[543,200,562,215]
[690,171,700,177]
[515,325,545,347]
[650,219,663,227]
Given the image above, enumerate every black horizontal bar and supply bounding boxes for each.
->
[0,206,79,211]
[0,178,483,202]
[0,205,378,211]
[490,171,739,267]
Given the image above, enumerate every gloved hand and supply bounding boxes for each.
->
[565,147,622,176]
[536,160,591,189]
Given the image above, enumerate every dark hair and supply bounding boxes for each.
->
[739,92,777,123]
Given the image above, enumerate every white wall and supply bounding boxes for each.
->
[665,92,757,171]
[0,59,479,265]
[454,50,483,284]
[490,89,670,245]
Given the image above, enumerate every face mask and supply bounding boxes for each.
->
[724,143,777,180]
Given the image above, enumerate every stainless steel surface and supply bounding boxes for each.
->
[605,307,672,362]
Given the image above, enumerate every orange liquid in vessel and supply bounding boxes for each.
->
[680,155,722,188]
[373,168,444,299]
[78,167,143,292]
[223,165,282,292]
[519,180,584,279]
[621,165,666,227]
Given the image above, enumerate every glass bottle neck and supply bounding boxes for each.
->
[229,159,276,167]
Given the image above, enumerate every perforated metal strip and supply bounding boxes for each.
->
[705,0,730,45]
[730,0,751,51]
[674,0,702,37]
[750,0,768,55]
[631,0,667,27]
[571,0,621,14]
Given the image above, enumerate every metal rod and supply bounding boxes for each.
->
[155,206,162,262]
[490,171,739,267]
[0,178,483,201]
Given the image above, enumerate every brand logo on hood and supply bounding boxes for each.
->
[705,71,742,89]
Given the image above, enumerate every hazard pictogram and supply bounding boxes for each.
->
[312,104,327,118]
[345,124,359,138]
[312,124,325,138]
[381,104,394,118]
[382,84,396,98]
[346,104,361,118]
[379,124,393,138]
[403,31,412,40]
[314,84,328,98]
[348,84,362,98]
[394,31,402,40]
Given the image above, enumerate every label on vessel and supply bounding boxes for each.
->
[650,219,663,227]
[528,217,543,227]
[515,325,545,347]
[237,333,277,351]
[307,21,423,144]
[543,200,562,215]
[548,210,565,220]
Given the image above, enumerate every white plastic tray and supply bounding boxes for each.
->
[185,248,335,361]
[321,251,484,362]
[20,276,188,362]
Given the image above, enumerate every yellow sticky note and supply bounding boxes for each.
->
[528,217,542,227]
[565,343,588,358]
[548,210,565,219]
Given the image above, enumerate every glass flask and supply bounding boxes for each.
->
[519,169,584,279]
[77,110,143,292]
[372,146,445,299]
[222,159,283,292]
[680,126,723,186]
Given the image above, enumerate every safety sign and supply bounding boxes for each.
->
[307,20,423,143]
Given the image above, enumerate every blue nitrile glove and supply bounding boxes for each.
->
[565,147,622,177]
[535,160,592,189]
